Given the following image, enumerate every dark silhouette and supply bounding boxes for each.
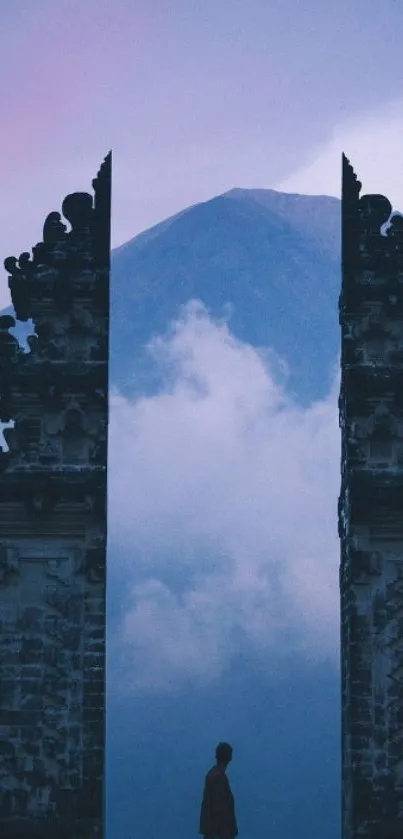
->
[340,153,403,838]
[0,154,111,839]
[199,742,238,839]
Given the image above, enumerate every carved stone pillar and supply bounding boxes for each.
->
[340,153,403,839]
[0,153,111,839]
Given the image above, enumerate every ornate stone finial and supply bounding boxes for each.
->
[0,315,19,363]
[3,158,110,322]
[43,212,68,244]
[387,214,403,239]
[0,316,18,423]
[18,252,33,271]
[92,152,112,269]
[359,194,392,235]
[342,153,362,203]
[3,256,19,277]
[0,315,16,332]
[61,193,93,233]
[92,151,112,193]
[341,154,362,273]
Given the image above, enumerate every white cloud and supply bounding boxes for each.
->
[108,301,341,695]
[276,98,403,211]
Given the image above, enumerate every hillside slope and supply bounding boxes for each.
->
[1,188,341,405]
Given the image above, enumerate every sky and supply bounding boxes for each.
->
[1,0,403,313]
[1,1,402,837]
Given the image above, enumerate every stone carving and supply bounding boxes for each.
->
[340,154,403,839]
[0,545,19,587]
[0,153,111,838]
[359,193,392,236]
[43,211,68,244]
[343,154,362,201]
[0,314,21,363]
[82,543,106,583]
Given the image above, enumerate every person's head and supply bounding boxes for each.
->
[215,742,233,768]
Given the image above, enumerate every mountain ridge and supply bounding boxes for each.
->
[1,186,341,407]
[114,186,340,260]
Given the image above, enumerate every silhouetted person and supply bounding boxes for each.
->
[199,742,238,839]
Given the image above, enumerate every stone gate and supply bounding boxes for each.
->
[0,153,111,838]
[340,154,403,839]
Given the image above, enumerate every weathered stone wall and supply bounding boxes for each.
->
[0,153,111,839]
[339,154,403,839]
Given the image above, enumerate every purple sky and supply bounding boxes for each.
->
[1,0,403,312]
[2,7,403,835]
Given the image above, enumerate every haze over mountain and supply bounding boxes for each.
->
[0,187,341,839]
[2,187,341,407]
[110,187,341,406]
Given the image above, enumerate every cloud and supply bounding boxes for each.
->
[275,97,403,211]
[107,301,341,695]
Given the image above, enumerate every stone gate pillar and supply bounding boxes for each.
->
[340,153,403,839]
[0,153,111,839]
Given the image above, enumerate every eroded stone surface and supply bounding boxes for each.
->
[340,154,403,839]
[0,153,111,839]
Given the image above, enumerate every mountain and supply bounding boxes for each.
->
[2,187,341,407]
[110,188,341,405]
[0,187,342,839]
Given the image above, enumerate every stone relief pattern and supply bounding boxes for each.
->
[339,154,403,839]
[0,154,110,839]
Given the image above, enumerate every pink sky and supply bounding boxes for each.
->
[0,0,403,309]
